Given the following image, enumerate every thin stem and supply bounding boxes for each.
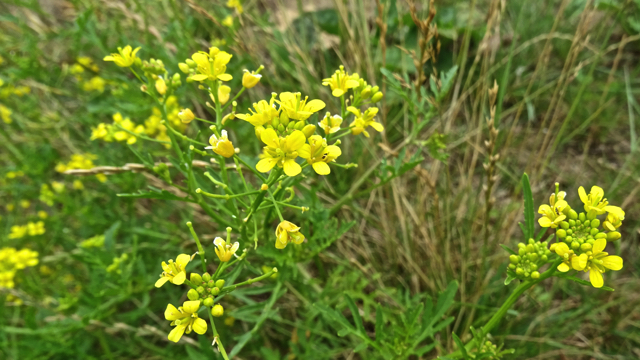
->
[207,311,229,360]
[222,87,246,112]
[186,222,207,273]
[196,188,260,200]
[113,123,170,144]
[223,268,278,292]
[234,155,267,182]
[165,122,207,146]
[266,189,285,222]
[194,116,216,125]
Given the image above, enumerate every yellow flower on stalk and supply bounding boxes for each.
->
[551,242,575,272]
[210,85,231,105]
[578,186,620,217]
[277,92,325,121]
[155,254,190,288]
[103,45,140,67]
[9,225,27,239]
[226,0,243,13]
[178,108,195,124]
[275,221,305,249]
[570,238,623,288]
[189,48,233,82]
[319,112,342,134]
[222,15,233,27]
[236,97,279,127]
[213,237,239,262]
[348,107,384,137]
[256,129,306,176]
[165,300,208,343]
[322,66,360,97]
[537,198,568,228]
[206,130,235,158]
[603,210,623,231]
[298,135,342,175]
[27,221,45,236]
[242,70,262,89]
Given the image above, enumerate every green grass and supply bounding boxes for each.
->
[1,0,639,359]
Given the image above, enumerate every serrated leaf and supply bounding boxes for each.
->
[314,303,354,331]
[522,173,535,240]
[344,294,365,334]
[433,281,458,322]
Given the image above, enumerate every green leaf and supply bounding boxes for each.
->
[500,244,517,255]
[521,173,535,240]
[433,281,458,322]
[354,342,368,353]
[375,303,384,342]
[452,332,469,359]
[337,328,351,337]
[127,144,154,167]
[344,293,365,334]
[556,274,615,291]
[504,271,517,285]
[414,343,435,356]
[314,303,354,331]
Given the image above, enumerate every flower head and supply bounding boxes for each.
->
[570,238,623,288]
[348,107,384,137]
[213,237,239,262]
[275,221,305,249]
[206,130,235,158]
[298,135,342,175]
[322,66,361,97]
[103,45,140,67]
[551,242,575,272]
[277,92,325,121]
[578,186,620,217]
[242,70,262,89]
[189,47,233,82]
[319,113,343,134]
[178,108,195,124]
[603,209,624,231]
[256,129,305,176]
[165,300,207,343]
[155,254,190,288]
[236,96,279,127]
[537,198,568,228]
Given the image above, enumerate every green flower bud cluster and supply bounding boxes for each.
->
[556,210,620,252]
[478,340,510,360]
[189,273,225,307]
[141,58,166,75]
[508,239,552,279]
[352,79,383,107]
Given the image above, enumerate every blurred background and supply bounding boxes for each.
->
[1,0,639,359]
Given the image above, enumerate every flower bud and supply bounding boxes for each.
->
[531,271,540,279]
[155,78,167,95]
[203,298,214,307]
[580,243,592,251]
[302,124,316,138]
[607,231,621,241]
[179,62,190,73]
[280,111,290,126]
[594,232,606,239]
[509,255,519,264]
[212,304,224,317]
[571,241,580,250]
[578,212,586,222]
[190,273,203,285]
[211,287,220,295]
[556,229,566,238]
[371,91,384,103]
[277,124,285,133]
[294,121,305,130]
[587,211,596,220]
[560,221,570,229]
[360,86,372,99]
[541,255,548,262]
[260,184,268,191]
[242,70,262,89]
[202,272,212,282]
[590,219,600,228]
[208,280,215,288]
[271,117,280,128]
[178,108,195,124]
[185,59,196,68]
[197,286,205,294]
[590,228,599,236]
[215,279,225,288]
[371,86,379,93]
[187,289,199,300]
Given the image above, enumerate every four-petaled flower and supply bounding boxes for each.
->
[242,70,262,89]
[322,66,360,97]
[578,185,619,217]
[206,130,235,158]
[155,254,190,288]
[190,47,233,82]
[256,129,306,176]
[103,45,140,67]
[277,92,325,121]
[537,198,568,228]
[236,97,279,127]
[298,135,342,175]
[347,106,384,137]
[213,237,239,262]
[570,238,623,288]
[275,221,305,249]
[319,113,343,134]
[165,300,208,342]
[551,242,575,272]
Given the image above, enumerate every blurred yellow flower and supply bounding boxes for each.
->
[242,70,262,88]
[190,48,233,82]
[222,15,233,27]
[1,104,12,124]
[103,45,140,67]
[319,113,342,134]
[155,254,190,288]
[165,301,208,342]
[278,92,325,121]
[226,0,243,13]
[348,107,384,137]
[155,77,167,95]
[213,237,239,262]
[275,221,305,249]
[206,130,235,158]
[256,129,305,176]
[322,66,360,97]
[236,98,279,127]
[179,108,195,123]
[298,135,342,175]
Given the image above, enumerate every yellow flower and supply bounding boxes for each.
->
[20,200,30,209]
[212,304,225,317]
[9,225,27,239]
[211,85,231,105]
[236,97,279,127]
[226,0,243,13]
[81,77,107,92]
[155,254,190,288]
[537,199,568,228]
[242,70,262,89]
[319,112,342,134]
[275,221,305,249]
[37,211,48,219]
[206,130,235,158]
[213,237,239,262]
[256,129,305,176]
[298,135,342,175]
[77,56,100,72]
[551,242,575,272]
[165,300,208,343]
[51,181,65,193]
[578,186,620,217]
[189,48,233,82]
[322,66,360,97]
[348,107,384,137]
[178,108,195,124]
[155,77,167,95]
[603,210,624,231]
[27,221,45,236]
[73,180,85,190]
[571,238,623,288]
[103,45,140,67]
[222,15,233,27]
[1,104,12,124]
[277,92,325,121]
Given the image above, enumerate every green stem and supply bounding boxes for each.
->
[222,268,278,292]
[222,87,246,112]
[207,311,229,360]
[113,123,170,144]
[186,222,207,273]
[196,188,259,200]
[165,122,207,146]
[234,155,267,182]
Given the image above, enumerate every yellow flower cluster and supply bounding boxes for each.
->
[0,247,39,289]
[90,96,185,147]
[1,104,12,124]
[540,186,625,288]
[9,221,45,239]
[55,153,106,182]
[0,78,31,100]
[70,57,108,93]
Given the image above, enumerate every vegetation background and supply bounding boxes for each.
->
[1,0,639,359]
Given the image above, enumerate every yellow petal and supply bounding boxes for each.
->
[168,324,187,343]
[325,145,342,157]
[602,255,623,271]
[182,300,201,314]
[260,128,279,147]
[346,79,360,88]
[172,271,186,285]
[176,254,190,268]
[217,73,233,81]
[593,238,606,255]
[285,131,306,151]
[591,186,604,200]
[332,89,345,97]
[538,217,552,228]
[346,106,360,116]
[192,317,208,334]
[298,144,311,159]
[165,303,182,320]
[604,206,625,219]
[554,242,570,257]
[369,121,384,132]
[571,254,587,271]
[283,159,301,177]
[557,262,571,272]
[103,55,115,61]
[256,158,278,173]
[279,92,295,102]
[191,53,209,68]
[578,186,587,204]
[190,74,208,81]
[538,204,551,215]
[589,269,604,288]
[312,162,331,175]
[155,276,169,288]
